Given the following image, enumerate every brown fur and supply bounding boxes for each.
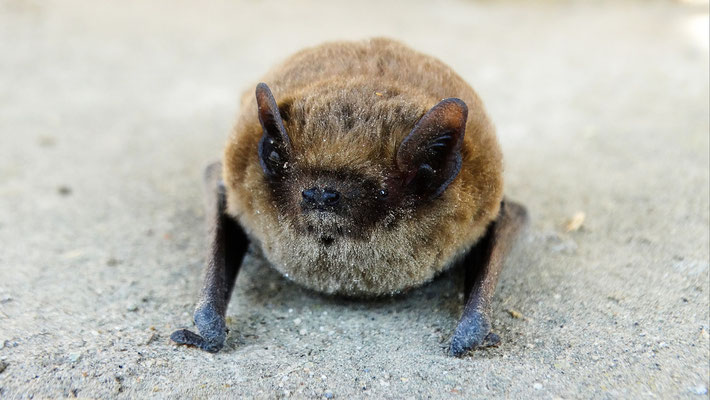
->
[223,38,503,297]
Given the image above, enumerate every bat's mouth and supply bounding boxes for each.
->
[300,210,347,247]
[305,223,341,247]
[319,235,335,246]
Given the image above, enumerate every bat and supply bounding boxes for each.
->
[170,38,528,356]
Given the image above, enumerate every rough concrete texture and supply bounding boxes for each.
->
[1,0,708,398]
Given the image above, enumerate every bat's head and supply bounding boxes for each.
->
[224,80,502,296]
[253,82,469,247]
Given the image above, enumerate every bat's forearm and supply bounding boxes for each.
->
[171,162,249,353]
[449,200,528,356]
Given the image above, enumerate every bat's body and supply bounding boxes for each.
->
[171,38,527,356]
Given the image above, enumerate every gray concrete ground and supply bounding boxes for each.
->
[1,0,708,398]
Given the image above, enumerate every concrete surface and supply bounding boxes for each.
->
[1,0,708,398]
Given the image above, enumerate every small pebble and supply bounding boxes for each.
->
[294,318,302,326]
[533,382,543,390]
[38,136,56,147]
[145,333,158,345]
[323,391,334,399]
[690,385,707,395]
[68,352,82,363]
[0,360,8,373]
[565,211,585,232]
[58,186,72,196]
[106,258,121,267]
[298,329,307,335]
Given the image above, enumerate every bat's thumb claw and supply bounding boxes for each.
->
[170,328,223,353]
[170,329,203,346]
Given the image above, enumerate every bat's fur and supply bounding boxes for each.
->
[223,38,503,297]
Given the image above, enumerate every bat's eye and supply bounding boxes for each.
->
[377,189,388,199]
[259,134,289,179]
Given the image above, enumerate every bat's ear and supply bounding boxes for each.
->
[256,82,292,178]
[396,98,467,199]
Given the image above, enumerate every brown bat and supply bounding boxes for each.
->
[170,38,528,356]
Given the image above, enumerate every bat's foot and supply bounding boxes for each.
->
[170,304,226,353]
[448,311,498,357]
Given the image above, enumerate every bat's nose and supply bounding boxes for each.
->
[302,187,340,209]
